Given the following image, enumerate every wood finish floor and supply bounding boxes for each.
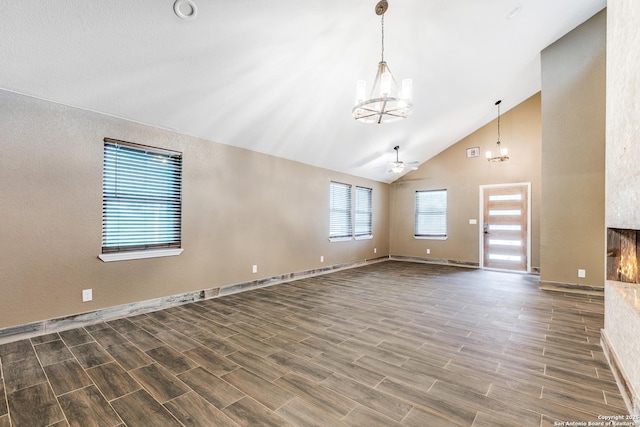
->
[0,261,628,426]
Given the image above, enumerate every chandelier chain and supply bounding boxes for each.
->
[381,14,385,63]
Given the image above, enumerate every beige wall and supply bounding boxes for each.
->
[0,89,389,329]
[389,93,542,270]
[540,9,606,288]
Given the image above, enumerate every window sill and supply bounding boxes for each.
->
[98,248,183,262]
[355,235,373,240]
[414,236,448,240]
[329,237,352,243]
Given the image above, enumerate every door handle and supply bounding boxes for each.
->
[483,224,489,234]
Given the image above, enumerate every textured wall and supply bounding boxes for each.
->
[604,0,640,415]
[540,10,606,288]
[605,0,640,229]
[0,89,389,329]
[604,283,640,412]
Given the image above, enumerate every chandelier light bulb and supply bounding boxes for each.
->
[380,71,392,96]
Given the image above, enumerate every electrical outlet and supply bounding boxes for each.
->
[374,248,377,254]
[578,269,586,278]
[426,249,431,255]
[252,265,258,274]
[82,289,93,302]
[320,256,324,263]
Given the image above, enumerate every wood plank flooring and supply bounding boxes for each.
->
[0,261,628,426]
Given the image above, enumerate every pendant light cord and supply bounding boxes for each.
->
[496,100,502,144]
[497,103,500,143]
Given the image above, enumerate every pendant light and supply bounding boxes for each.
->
[486,100,509,162]
[352,1,413,124]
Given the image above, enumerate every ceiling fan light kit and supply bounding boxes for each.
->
[353,0,413,124]
[389,145,418,174]
[486,100,509,162]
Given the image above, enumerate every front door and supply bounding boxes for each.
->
[481,183,529,272]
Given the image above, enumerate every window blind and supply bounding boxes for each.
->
[329,182,352,239]
[355,186,372,237]
[102,139,182,253]
[415,189,447,237]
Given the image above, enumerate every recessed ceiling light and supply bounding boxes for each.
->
[507,5,522,20]
[174,0,198,20]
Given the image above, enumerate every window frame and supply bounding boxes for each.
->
[354,186,373,240]
[414,189,448,240]
[329,182,374,241]
[99,138,183,262]
[329,181,353,241]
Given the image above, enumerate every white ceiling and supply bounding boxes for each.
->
[0,0,605,183]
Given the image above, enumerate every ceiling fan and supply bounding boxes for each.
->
[389,145,419,174]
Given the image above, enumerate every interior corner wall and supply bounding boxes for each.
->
[539,9,606,288]
[0,89,390,330]
[389,93,541,270]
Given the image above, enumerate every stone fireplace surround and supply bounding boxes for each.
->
[601,0,640,415]
[602,228,640,415]
[603,281,640,414]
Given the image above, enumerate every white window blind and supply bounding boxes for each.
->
[329,182,352,239]
[415,189,447,237]
[355,186,372,237]
[102,138,182,253]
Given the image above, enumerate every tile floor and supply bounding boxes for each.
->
[0,261,629,426]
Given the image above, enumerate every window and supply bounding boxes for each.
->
[329,182,352,239]
[354,186,372,238]
[100,138,182,261]
[329,182,373,241]
[415,189,447,238]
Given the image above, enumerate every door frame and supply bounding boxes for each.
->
[479,182,531,273]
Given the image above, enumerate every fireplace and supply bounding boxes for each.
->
[607,228,640,284]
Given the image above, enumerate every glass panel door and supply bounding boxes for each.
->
[482,184,529,272]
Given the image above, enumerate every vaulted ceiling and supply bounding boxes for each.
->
[0,0,605,183]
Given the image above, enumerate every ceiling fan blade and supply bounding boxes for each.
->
[407,161,420,170]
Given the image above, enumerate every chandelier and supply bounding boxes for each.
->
[486,100,509,162]
[353,1,413,124]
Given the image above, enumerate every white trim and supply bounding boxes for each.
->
[355,235,373,240]
[98,248,183,262]
[329,237,352,242]
[414,236,448,240]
